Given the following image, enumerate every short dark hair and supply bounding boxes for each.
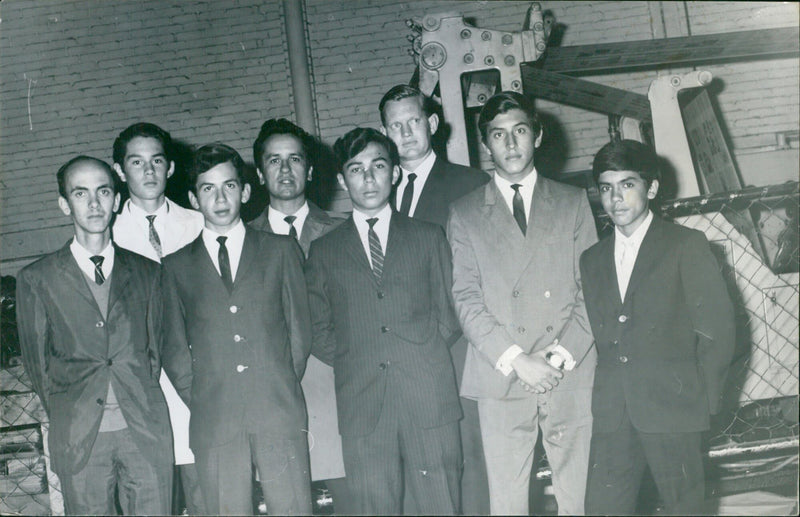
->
[334,127,399,171]
[252,118,314,171]
[57,156,118,198]
[477,91,542,143]
[112,122,172,166]
[592,139,661,186]
[378,84,436,126]
[189,143,246,192]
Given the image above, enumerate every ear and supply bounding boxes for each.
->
[166,160,175,179]
[306,165,314,183]
[113,192,121,213]
[481,140,491,157]
[391,165,401,185]
[534,129,543,148]
[427,113,439,135]
[241,182,252,204]
[188,191,200,210]
[256,168,266,185]
[647,179,659,199]
[113,163,127,183]
[58,196,71,216]
[337,173,348,192]
[379,125,387,136]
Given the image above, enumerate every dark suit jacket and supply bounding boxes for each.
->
[305,213,462,437]
[16,242,171,475]
[248,201,343,256]
[395,156,489,228]
[579,216,735,433]
[161,227,311,451]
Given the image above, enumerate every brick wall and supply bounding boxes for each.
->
[1,0,797,274]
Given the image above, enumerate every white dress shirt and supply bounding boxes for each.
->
[70,238,114,280]
[615,210,654,302]
[113,198,204,262]
[352,204,392,269]
[267,201,310,239]
[493,167,537,222]
[201,220,246,281]
[395,150,436,217]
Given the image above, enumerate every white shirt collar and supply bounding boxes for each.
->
[614,210,654,301]
[493,168,538,221]
[352,204,392,268]
[614,209,654,249]
[201,220,246,281]
[70,238,115,280]
[396,150,436,216]
[267,201,310,239]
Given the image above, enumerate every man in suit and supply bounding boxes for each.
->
[17,156,172,515]
[161,143,312,515]
[581,140,735,515]
[111,122,204,514]
[380,84,490,514]
[248,118,350,511]
[447,91,598,515]
[305,128,463,514]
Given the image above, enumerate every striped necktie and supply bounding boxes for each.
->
[285,215,298,239]
[511,184,527,236]
[90,255,105,285]
[366,217,384,282]
[146,215,163,258]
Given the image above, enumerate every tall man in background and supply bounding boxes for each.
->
[447,91,597,515]
[249,118,351,512]
[111,122,204,514]
[379,84,490,514]
[17,156,173,515]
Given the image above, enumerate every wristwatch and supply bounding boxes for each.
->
[545,350,565,370]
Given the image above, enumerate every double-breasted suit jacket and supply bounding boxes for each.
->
[161,227,311,452]
[448,175,598,401]
[579,216,735,433]
[305,214,463,438]
[16,242,172,475]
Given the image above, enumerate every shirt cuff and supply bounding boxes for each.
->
[496,345,525,376]
[551,344,576,371]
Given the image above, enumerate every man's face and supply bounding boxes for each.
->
[189,161,251,234]
[483,108,542,182]
[381,97,437,165]
[257,134,311,202]
[597,169,658,237]
[338,142,400,216]
[58,161,120,239]
[113,136,174,203]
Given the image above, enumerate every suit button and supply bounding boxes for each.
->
[379,363,387,370]
[518,327,526,334]
[234,334,242,342]
[236,365,248,372]
[96,398,104,405]
[107,359,112,366]
[381,326,390,333]
[229,305,238,314]
[619,355,628,363]
[96,321,104,328]
[546,325,553,333]
[512,290,520,298]
[613,340,619,345]
[544,290,551,298]
[377,291,385,299]
[618,315,628,323]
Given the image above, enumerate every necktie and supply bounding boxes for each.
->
[366,218,384,282]
[146,215,163,258]
[399,172,417,216]
[511,184,527,236]
[284,215,298,240]
[90,255,105,285]
[217,236,234,292]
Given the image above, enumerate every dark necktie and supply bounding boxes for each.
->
[217,236,234,292]
[511,184,527,236]
[284,215,298,240]
[366,218,384,282]
[146,215,163,258]
[398,172,417,216]
[90,255,105,285]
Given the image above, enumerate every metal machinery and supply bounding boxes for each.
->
[408,2,800,505]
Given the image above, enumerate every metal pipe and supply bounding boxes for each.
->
[283,0,317,135]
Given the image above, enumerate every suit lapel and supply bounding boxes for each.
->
[55,243,97,309]
[232,228,258,292]
[624,217,667,303]
[342,217,380,286]
[413,157,445,218]
[107,246,132,314]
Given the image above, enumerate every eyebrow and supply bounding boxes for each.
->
[126,152,166,159]
[599,175,640,185]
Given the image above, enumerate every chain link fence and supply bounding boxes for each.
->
[2,183,798,515]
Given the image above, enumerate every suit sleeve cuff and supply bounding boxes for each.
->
[551,344,576,371]
[496,344,525,376]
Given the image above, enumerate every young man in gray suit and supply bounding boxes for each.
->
[447,92,598,515]
[305,128,463,515]
[17,156,173,515]
[161,143,312,515]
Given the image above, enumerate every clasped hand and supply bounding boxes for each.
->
[511,349,563,394]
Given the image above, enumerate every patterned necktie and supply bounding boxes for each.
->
[284,215,298,240]
[146,215,163,258]
[366,218,384,282]
[90,255,105,285]
[217,236,234,292]
[399,172,417,216]
[511,184,527,236]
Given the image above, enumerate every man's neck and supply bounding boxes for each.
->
[400,148,433,172]
[75,231,112,255]
[129,194,166,214]
[270,196,306,216]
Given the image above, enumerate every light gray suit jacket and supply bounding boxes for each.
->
[447,174,598,400]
